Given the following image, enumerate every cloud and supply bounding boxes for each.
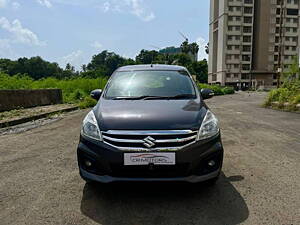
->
[101,1,110,13]
[91,41,102,50]
[61,50,84,69]
[99,0,155,22]
[0,17,45,46]
[128,0,155,22]
[196,36,208,60]
[12,1,20,10]
[36,0,52,8]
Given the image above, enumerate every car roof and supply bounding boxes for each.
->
[116,64,187,72]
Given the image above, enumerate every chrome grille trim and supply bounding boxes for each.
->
[102,130,197,136]
[102,134,198,143]
[102,130,198,151]
[103,141,197,152]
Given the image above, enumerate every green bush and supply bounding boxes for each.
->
[78,96,97,109]
[265,80,300,110]
[0,72,108,105]
[198,83,235,96]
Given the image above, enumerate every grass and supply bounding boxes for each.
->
[264,80,300,111]
[0,73,108,108]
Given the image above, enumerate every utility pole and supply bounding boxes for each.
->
[277,0,284,88]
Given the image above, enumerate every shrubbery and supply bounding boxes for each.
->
[265,80,300,110]
[0,73,108,107]
[198,83,235,95]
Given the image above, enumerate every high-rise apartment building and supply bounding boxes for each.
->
[208,0,300,89]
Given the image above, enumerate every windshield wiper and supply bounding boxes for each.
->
[111,96,167,100]
[166,94,196,99]
[111,94,196,100]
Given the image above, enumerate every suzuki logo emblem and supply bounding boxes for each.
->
[143,136,156,148]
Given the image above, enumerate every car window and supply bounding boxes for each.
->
[105,70,196,98]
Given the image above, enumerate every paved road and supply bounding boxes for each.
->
[0,92,299,225]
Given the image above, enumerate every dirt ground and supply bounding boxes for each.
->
[0,92,299,225]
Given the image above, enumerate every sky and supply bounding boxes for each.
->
[0,0,210,70]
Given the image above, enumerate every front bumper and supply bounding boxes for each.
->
[77,134,224,183]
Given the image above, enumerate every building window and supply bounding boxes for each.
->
[229,6,234,12]
[244,17,252,23]
[243,45,251,52]
[244,0,253,4]
[286,37,290,41]
[284,55,289,59]
[234,55,240,59]
[242,55,251,61]
[234,64,239,68]
[241,74,250,79]
[292,46,296,51]
[287,0,292,3]
[226,54,232,60]
[228,26,233,31]
[293,28,297,33]
[235,45,240,50]
[236,16,241,21]
[236,26,241,31]
[228,35,233,41]
[236,6,241,11]
[292,37,298,42]
[234,74,239,78]
[228,45,233,50]
[274,55,278,61]
[285,46,290,50]
[287,9,298,15]
[226,74,231,78]
[242,64,250,70]
[243,36,251,42]
[212,74,217,81]
[229,16,233,21]
[244,7,253,14]
[293,18,298,23]
[243,26,252,33]
[286,27,290,32]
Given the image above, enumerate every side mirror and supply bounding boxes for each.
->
[201,88,214,100]
[90,89,102,101]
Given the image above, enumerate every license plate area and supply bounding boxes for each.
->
[124,153,176,166]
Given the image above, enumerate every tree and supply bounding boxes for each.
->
[205,43,209,55]
[190,42,199,55]
[180,41,190,54]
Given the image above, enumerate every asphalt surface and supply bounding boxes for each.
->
[0,92,299,225]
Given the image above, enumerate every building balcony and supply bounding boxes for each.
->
[228,20,242,26]
[228,30,242,35]
[228,11,243,16]
[226,59,241,64]
[227,40,241,45]
[228,1,242,6]
[227,49,241,54]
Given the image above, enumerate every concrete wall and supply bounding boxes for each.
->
[0,89,63,112]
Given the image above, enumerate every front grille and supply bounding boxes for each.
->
[102,130,198,151]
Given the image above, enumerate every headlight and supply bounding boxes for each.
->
[81,110,102,141]
[197,110,219,141]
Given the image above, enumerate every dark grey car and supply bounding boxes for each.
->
[77,64,223,184]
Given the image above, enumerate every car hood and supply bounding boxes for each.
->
[94,98,207,130]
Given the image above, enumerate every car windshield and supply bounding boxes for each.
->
[105,70,196,99]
